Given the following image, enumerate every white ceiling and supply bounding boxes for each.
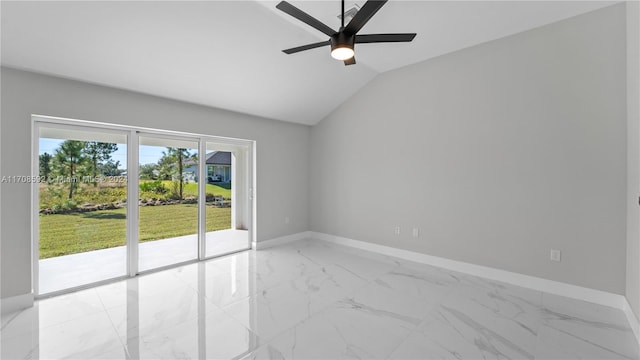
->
[1,1,617,125]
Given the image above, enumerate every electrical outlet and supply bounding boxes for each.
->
[285,216,290,224]
[550,249,561,262]
[394,226,401,235]
[412,228,419,237]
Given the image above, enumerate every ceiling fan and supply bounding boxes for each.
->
[276,0,416,66]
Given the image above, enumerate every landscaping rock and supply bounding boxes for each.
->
[78,203,99,212]
[42,196,206,214]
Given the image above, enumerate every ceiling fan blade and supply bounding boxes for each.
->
[282,40,331,54]
[344,57,356,66]
[276,1,336,37]
[355,33,416,43]
[344,0,387,35]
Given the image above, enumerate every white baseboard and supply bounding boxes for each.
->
[310,232,627,310]
[1,293,34,315]
[253,231,312,250]
[623,299,640,345]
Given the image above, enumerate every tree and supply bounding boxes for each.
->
[99,160,123,176]
[52,140,87,200]
[156,156,175,181]
[84,142,118,187]
[139,163,158,180]
[39,152,52,180]
[159,147,192,200]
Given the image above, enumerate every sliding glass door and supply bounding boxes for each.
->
[138,135,199,272]
[204,142,251,258]
[37,124,128,294]
[34,116,254,295]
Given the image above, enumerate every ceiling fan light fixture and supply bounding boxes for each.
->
[331,46,354,60]
[330,32,355,60]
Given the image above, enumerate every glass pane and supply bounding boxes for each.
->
[138,136,199,271]
[205,143,250,257]
[38,126,127,294]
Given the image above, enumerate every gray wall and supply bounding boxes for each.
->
[310,4,627,294]
[627,0,640,318]
[0,67,310,299]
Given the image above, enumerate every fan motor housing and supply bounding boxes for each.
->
[330,32,356,52]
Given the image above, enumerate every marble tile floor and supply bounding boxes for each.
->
[2,238,638,359]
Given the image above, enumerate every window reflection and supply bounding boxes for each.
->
[2,252,258,359]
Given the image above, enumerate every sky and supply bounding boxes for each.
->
[39,138,190,168]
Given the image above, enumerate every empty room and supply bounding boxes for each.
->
[1,0,640,359]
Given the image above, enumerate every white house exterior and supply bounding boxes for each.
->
[183,151,231,183]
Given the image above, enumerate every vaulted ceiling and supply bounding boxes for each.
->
[1,1,616,125]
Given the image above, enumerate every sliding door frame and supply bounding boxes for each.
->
[32,120,132,296]
[32,114,256,297]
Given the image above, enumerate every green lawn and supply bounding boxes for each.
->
[39,204,231,259]
[177,181,231,199]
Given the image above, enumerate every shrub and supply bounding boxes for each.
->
[139,180,168,194]
[63,199,79,210]
[88,187,126,204]
[49,199,79,213]
[168,181,180,200]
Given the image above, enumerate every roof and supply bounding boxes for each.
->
[205,151,231,166]
[183,151,231,168]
